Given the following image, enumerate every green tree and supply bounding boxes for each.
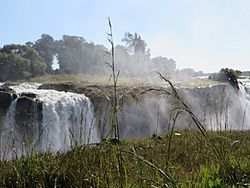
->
[55,35,107,74]
[55,35,88,73]
[210,68,242,89]
[0,52,30,81]
[219,68,241,88]
[114,45,131,73]
[0,44,47,81]
[122,32,149,56]
[33,34,55,72]
[220,68,241,80]
[152,57,176,76]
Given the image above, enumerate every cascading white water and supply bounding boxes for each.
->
[238,83,250,129]
[1,98,18,159]
[1,83,99,159]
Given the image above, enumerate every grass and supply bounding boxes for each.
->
[106,18,120,140]
[25,73,111,85]
[23,73,219,88]
[0,130,249,187]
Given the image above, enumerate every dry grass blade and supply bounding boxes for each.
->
[156,72,239,184]
[157,72,207,136]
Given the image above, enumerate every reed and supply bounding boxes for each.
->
[106,17,120,141]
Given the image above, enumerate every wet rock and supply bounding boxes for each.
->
[0,85,17,117]
[20,93,37,98]
[39,82,76,91]
[0,84,16,94]
[15,96,43,139]
[0,91,17,110]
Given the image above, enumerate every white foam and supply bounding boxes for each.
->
[238,84,250,129]
[2,83,99,159]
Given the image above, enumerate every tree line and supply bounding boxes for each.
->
[0,32,202,81]
[0,34,108,81]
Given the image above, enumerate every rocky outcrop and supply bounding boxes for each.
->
[38,82,76,92]
[15,95,43,138]
[0,85,17,124]
[0,85,43,141]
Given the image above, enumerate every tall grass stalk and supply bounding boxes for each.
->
[155,72,239,185]
[106,17,120,141]
[166,110,181,169]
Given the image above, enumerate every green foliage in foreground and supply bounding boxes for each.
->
[0,130,249,187]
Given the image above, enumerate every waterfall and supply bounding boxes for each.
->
[1,83,99,159]
[1,98,18,159]
[238,84,250,129]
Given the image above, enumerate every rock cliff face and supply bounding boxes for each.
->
[37,82,250,138]
[0,85,17,127]
[0,86,17,116]
[0,85,41,126]
[110,84,241,138]
[15,94,43,140]
[0,82,249,143]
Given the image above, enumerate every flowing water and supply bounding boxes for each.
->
[1,83,99,159]
[238,83,250,129]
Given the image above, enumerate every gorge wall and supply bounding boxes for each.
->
[0,81,249,159]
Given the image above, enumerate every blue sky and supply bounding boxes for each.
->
[1,0,250,72]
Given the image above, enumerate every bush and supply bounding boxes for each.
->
[210,68,241,89]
